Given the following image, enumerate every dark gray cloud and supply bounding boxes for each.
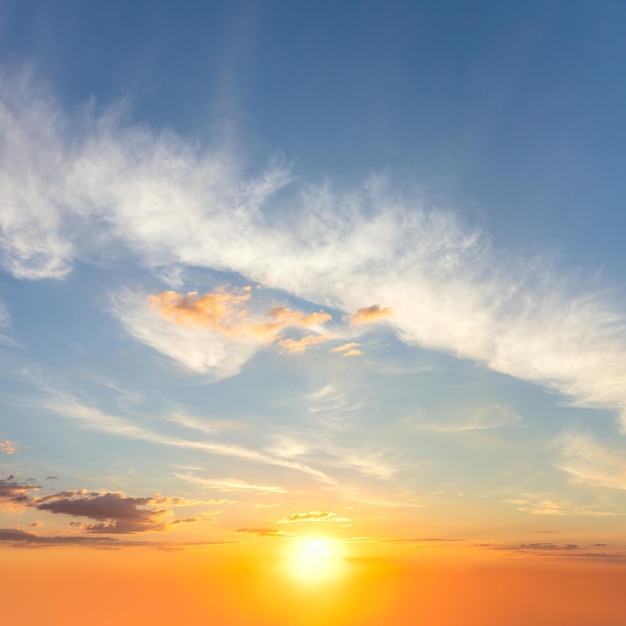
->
[1,475,209,537]
[34,492,172,534]
[0,528,230,549]
[0,528,116,546]
[0,478,40,510]
[491,542,580,552]
[482,542,626,562]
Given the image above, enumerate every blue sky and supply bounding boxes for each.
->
[2,0,626,554]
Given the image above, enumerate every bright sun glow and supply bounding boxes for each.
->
[287,538,346,584]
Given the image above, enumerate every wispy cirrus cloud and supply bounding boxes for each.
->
[502,495,570,516]
[234,527,291,537]
[4,68,626,426]
[555,432,626,490]
[21,384,332,484]
[278,511,351,524]
[114,286,333,375]
[416,405,522,433]
[502,489,624,517]
[331,342,363,357]
[175,473,286,494]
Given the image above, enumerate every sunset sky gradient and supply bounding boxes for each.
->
[2,2,626,624]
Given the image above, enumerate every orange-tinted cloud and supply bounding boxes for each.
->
[278,334,332,353]
[278,511,351,523]
[349,304,393,325]
[268,306,331,327]
[235,527,290,537]
[34,491,197,534]
[0,440,17,454]
[0,477,39,511]
[148,287,252,334]
[3,475,209,535]
[149,286,332,349]
[332,342,363,357]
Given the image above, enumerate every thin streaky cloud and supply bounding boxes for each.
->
[15,387,334,484]
[234,527,291,537]
[4,71,626,425]
[166,411,245,435]
[556,432,626,490]
[175,474,287,494]
[331,342,360,353]
[277,511,351,523]
[415,405,522,432]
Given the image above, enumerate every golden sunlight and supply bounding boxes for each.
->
[286,538,347,585]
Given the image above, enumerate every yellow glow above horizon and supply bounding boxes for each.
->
[286,538,347,585]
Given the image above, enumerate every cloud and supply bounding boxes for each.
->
[0,528,228,549]
[555,432,626,490]
[27,386,332,483]
[502,495,570,516]
[166,411,244,436]
[416,405,522,432]
[383,537,466,543]
[0,477,39,510]
[277,334,332,353]
[484,542,626,562]
[114,286,333,375]
[501,490,623,517]
[149,287,254,331]
[497,542,580,551]
[0,528,117,546]
[175,474,286,494]
[5,69,626,425]
[349,305,393,326]
[149,289,332,340]
[234,527,290,537]
[112,288,259,378]
[0,440,17,454]
[331,342,363,357]
[1,472,216,535]
[33,491,208,534]
[278,511,351,524]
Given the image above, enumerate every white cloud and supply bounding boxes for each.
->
[3,68,626,426]
[15,384,333,484]
[111,288,259,378]
[502,495,570,516]
[556,432,626,490]
[175,473,286,494]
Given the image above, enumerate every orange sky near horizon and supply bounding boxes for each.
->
[2,545,626,626]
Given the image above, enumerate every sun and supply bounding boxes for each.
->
[286,537,346,584]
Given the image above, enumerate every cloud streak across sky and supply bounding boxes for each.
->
[2,66,626,431]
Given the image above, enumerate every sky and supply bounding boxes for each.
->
[2,1,626,624]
